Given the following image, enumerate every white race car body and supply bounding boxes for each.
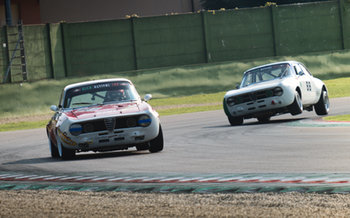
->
[223,61,329,125]
[47,78,163,159]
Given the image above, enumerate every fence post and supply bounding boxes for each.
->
[46,23,54,79]
[60,22,68,78]
[201,11,210,63]
[338,0,346,49]
[270,4,279,56]
[130,17,138,70]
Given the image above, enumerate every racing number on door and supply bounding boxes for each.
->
[306,81,312,91]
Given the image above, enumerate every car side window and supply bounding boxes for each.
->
[294,65,303,76]
[299,64,312,76]
[284,65,295,77]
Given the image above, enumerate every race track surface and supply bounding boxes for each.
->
[1,97,350,176]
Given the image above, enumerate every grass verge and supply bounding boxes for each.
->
[0,120,48,132]
[1,75,350,132]
[2,49,350,131]
[323,114,350,122]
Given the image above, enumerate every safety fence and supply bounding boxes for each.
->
[0,0,349,83]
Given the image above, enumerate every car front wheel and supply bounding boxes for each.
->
[57,138,76,160]
[288,91,303,115]
[49,138,60,158]
[136,143,149,151]
[149,125,164,153]
[228,116,243,126]
[314,89,329,115]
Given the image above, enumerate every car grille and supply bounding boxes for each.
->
[104,118,116,132]
[233,89,274,104]
[78,115,142,134]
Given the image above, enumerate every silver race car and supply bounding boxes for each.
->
[46,78,163,159]
[223,61,329,125]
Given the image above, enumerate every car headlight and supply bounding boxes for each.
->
[273,87,283,96]
[226,97,235,106]
[69,124,82,136]
[138,115,152,127]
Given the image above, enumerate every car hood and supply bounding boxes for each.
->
[64,102,150,120]
[225,79,283,98]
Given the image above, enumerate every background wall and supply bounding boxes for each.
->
[40,0,202,23]
[0,0,349,83]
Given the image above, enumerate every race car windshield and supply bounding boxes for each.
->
[241,63,291,88]
[63,82,139,108]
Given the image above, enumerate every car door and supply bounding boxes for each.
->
[299,64,317,102]
[293,64,316,105]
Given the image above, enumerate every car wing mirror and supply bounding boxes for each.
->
[50,105,58,112]
[144,94,152,102]
[235,84,240,89]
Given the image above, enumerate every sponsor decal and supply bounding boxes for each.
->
[81,86,92,92]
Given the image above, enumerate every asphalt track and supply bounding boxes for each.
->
[0,97,350,193]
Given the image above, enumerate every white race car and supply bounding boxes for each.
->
[46,78,163,159]
[223,61,329,125]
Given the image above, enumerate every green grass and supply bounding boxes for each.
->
[324,77,350,98]
[157,104,222,116]
[1,75,350,132]
[324,114,350,122]
[1,49,350,119]
[150,92,226,107]
[1,49,350,131]
[0,120,48,132]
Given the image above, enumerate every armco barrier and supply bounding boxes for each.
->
[0,0,349,83]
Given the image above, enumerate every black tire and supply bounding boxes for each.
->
[257,116,271,123]
[58,139,76,160]
[228,116,243,126]
[61,146,76,160]
[149,125,164,153]
[136,143,149,151]
[314,89,329,115]
[49,138,59,158]
[288,92,303,115]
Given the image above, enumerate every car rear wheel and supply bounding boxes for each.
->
[228,116,243,126]
[289,91,303,115]
[149,125,164,153]
[57,138,76,160]
[314,89,329,115]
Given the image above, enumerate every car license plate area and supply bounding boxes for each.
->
[245,99,266,111]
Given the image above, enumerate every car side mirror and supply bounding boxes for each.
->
[50,105,58,112]
[235,84,240,89]
[144,94,152,102]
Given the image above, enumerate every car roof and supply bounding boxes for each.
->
[244,61,300,74]
[63,78,132,91]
